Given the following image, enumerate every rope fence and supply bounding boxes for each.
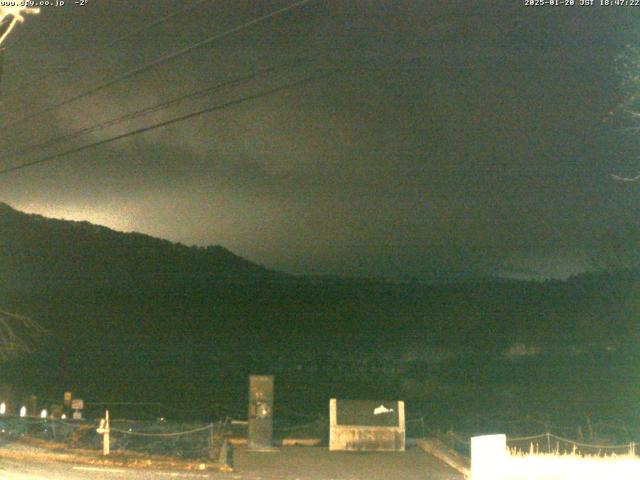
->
[0,413,229,460]
[104,417,229,459]
[472,412,640,445]
[1,396,638,461]
[440,428,639,459]
[110,423,216,437]
[507,432,636,456]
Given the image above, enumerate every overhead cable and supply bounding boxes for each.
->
[2,58,310,159]
[0,0,315,130]
[0,67,337,177]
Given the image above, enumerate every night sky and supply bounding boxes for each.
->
[1,1,640,281]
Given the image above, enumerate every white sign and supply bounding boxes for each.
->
[373,404,394,415]
[71,399,84,410]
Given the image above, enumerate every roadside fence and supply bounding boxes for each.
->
[106,417,228,459]
[0,412,229,460]
[508,432,637,456]
[423,411,640,461]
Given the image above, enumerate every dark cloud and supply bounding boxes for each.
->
[1,1,639,280]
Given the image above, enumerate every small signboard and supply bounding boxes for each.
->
[71,399,83,410]
[63,392,72,407]
[329,399,405,451]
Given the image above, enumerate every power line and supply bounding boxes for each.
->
[0,52,503,171]
[2,53,444,162]
[0,0,315,131]
[0,67,337,177]
[1,51,510,159]
[2,58,310,161]
[0,0,209,109]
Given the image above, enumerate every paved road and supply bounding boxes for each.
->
[0,447,465,479]
[0,458,211,479]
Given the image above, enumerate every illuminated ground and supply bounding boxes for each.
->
[0,445,464,479]
[227,446,464,480]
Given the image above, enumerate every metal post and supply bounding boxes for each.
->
[104,410,110,456]
[96,410,110,456]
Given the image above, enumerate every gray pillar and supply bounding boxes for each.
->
[248,375,274,451]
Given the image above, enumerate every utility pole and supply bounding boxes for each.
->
[0,7,40,47]
[0,7,39,97]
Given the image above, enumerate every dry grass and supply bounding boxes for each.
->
[499,449,640,480]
